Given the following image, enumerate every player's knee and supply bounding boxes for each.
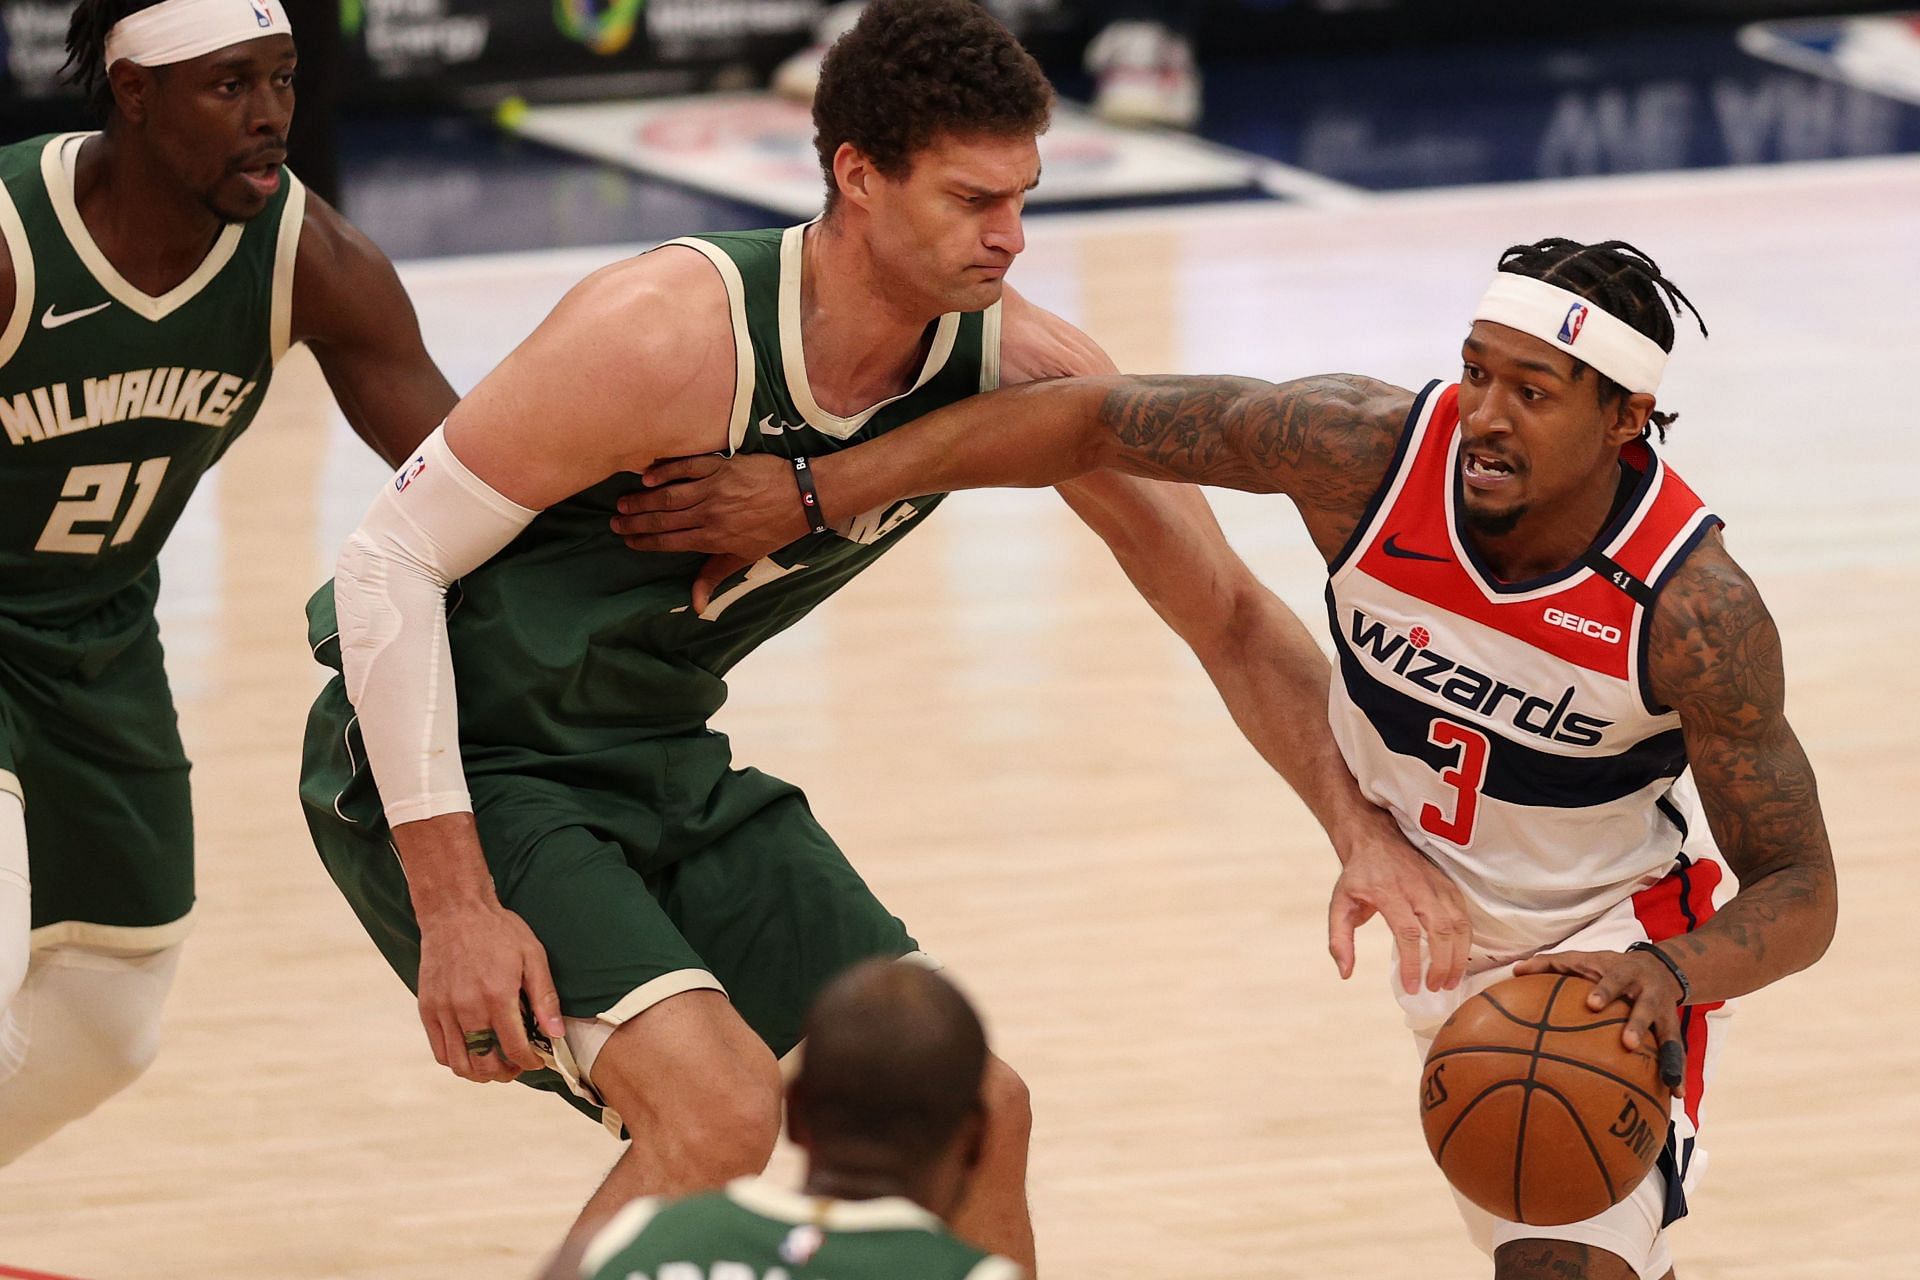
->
[981,1055,1033,1144]
[594,1006,782,1177]
[703,1071,784,1171]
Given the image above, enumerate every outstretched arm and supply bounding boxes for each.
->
[617,371,1414,565]
[620,293,1465,987]
[1520,531,1838,1062]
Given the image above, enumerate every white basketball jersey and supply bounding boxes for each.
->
[1327,381,1726,963]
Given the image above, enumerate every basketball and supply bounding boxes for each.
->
[1418,972,1672,1226]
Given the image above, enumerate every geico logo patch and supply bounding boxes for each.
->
[1543,607,1624,645]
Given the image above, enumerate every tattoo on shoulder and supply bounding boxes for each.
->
[1649,532,1782,734]
[1097,373,1410,520]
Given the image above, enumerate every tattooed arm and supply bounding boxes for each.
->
[628,374,1416,563]
[1521,530,1837,1055]
[1642,531,1838,1001]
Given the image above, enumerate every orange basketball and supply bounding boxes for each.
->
[1418,972,1671,1226]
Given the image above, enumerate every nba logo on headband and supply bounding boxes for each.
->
[1558,302,1589,344]
[251,1,273,27]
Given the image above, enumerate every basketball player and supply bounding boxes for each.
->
[297,0,1469,1266]
[0,0,453,1164]
[610,239,1839,1280]
[573,961,1022,1280]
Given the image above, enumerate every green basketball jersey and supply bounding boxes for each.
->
[309,222,1000,789]
[1,132,303,643]
[580,1179,1021,1280]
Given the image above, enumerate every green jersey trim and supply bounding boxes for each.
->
[30,904,195,955]
[725,1177,944,1233]
[41,133,245,323]
[269,175,307,364]
[658,236,756,452]
[0,174,31,366]
[580,1196,665,1276]
[776,221,960,440]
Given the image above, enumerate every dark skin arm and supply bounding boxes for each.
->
[0,222,16,355]
[1518,529,1838,1075]
[289,191,456,465]
[618,373,1416,562]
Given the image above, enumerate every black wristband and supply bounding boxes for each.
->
[791,456,828,535]
[1628,940,1691,1005]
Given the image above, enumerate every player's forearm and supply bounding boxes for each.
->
[1192,587,1386,856]
[810,378,1125,514]
[1654,858,1837,1006]
[390,813,502,916]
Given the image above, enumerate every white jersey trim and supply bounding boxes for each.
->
[577,1196,663,1277]
[777,220,959,440]
[655,237,756,454]
[0,173,33,367]
[726,1177,944,1233]
[43,134,243,323]
[1633,508,1724,715]
[1328,380,1444,581]
[30,906,196,955]
[269,172,306,364]
[980,298,1003,392]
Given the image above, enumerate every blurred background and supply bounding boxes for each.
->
[4,5,1918,1278]
[5,0,1918,253]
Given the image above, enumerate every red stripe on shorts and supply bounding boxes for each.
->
[1631,856,1725,1128]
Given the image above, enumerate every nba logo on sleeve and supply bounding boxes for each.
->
[1559,302,1589,344]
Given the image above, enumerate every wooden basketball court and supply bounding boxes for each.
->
[2,157,1914,1278]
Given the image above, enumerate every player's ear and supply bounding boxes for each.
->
[833,142,877,210]
[108,60,155,126]
[1609,390,1656,447]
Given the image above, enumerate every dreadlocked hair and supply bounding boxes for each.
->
[1496,238,1708,441]
[64,0,169,120]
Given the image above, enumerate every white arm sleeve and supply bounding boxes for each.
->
[335,424,539,827]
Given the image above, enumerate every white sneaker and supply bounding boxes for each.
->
[772,1,868,103]
[1084,19,1201,129]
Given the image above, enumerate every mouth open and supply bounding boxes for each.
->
[234,156,285,197]
[1462,450,1518,491]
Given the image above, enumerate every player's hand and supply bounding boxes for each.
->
[415,899,566,1084]
[1327,812,1474,994]
[612,453,806,559]
[1514,949,1687,1096]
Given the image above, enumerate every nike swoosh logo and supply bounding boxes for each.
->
[42,301,112,330]
[1382,533,1450,563]
[758,414,785,436]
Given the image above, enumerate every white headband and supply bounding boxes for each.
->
[1472,272,1668,394]
[104,0,291,70]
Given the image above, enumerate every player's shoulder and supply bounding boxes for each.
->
[1645,526,1782,716]
[997,284,1116,382]
[289,185,405,339]
[580,240,731,312]
[541,245,738,385]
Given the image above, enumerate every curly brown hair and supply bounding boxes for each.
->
[813,0,1054,208]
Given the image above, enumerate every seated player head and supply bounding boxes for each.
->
[811,0,1054,315]
[786,960,991,1220]
[1458,238,1710,538]
[63,0,296,224]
